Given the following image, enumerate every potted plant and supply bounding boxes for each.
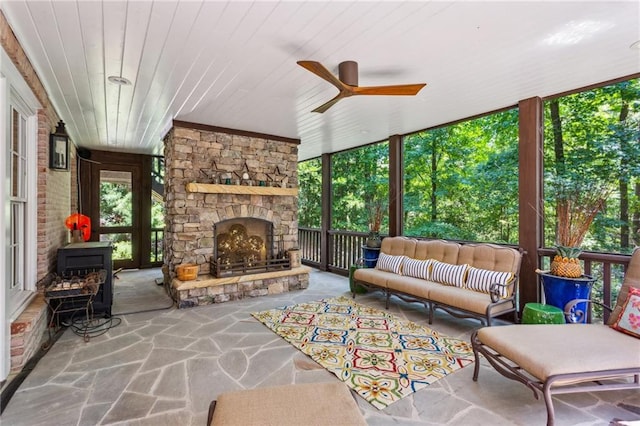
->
[366,199,385,248]
[538,178,611,322]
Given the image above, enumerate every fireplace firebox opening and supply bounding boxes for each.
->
[211,218,290,277]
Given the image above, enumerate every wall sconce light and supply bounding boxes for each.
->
[49,120,69,171]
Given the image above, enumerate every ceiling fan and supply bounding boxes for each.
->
[297,60,426,113]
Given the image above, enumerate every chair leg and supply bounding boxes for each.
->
[428,302,434,324]
[471,331,481,381]
[207,400,217,426]
[385,291,390,309]
[543,384,556,426]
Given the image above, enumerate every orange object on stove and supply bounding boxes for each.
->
[64,213,91,241]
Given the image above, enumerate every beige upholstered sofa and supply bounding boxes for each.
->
[352,237,522,325]
[472,247,640,426]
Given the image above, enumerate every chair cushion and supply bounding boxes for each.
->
[477,324,640,383]
[608,248,640,326]
[610,286,640,338]
[465,266,514,298]
[210,382,366,426]
[402,258,432,280]
[430,260,468,287]
[375,253,406,274]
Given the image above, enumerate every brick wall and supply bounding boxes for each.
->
[10,295,47,373]
[36,111,72,282]
[3,11,72,374]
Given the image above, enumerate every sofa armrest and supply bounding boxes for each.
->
[489,281,515,303]
[564,298,613,324]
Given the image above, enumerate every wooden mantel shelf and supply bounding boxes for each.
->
[186,182,298,196]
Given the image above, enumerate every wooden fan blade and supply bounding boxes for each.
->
[312,92,348,113]
[352,83,426,96]
[297,60,347,91]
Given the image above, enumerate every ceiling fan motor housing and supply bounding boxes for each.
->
[338,61,358,86]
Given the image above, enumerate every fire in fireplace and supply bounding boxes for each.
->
[211,218,290,277]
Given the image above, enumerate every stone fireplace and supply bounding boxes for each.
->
[163,121,309,308]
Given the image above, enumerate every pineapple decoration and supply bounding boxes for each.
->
[550,246,583,278]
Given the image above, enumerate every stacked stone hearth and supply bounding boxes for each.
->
[163,121,309,308]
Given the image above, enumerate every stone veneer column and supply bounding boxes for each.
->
[163,122,300,284]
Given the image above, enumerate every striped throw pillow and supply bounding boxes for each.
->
[466,266,514,298]
[375,253,406,274]
[402,258,432,280]
[430,261,468,287]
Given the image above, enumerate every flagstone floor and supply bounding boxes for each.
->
[2,269,639,425]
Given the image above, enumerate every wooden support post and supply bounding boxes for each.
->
[389,135,403,237]
[518,97,544,312]
[320,153,332,271]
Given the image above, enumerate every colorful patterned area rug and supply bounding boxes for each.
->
[252,296,475,409]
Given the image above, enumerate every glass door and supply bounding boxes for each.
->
[96,166,140,269]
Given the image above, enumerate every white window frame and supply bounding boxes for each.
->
[1,46,40,382]
[7,93,38,316]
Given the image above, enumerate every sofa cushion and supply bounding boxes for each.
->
[466,267,514,298]
[380,236,417,257]
[386,275,440,300]
[414,239,460,263]
[610,286,640,338]
[458,243,521,274]
[430,260,468,287]
[353,268,393,288]
[402,258,432,280]
[428,285,513,315]
[375,253,406,274]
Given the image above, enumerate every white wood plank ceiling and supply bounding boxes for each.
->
[2,1,639,161]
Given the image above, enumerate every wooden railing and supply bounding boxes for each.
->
[298,227,321,267]
[298,228,372,275]
[538,248,631,323]
[328,230,370,272]
[298,227,633,323]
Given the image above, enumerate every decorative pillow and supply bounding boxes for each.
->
[375,253,406,274]
[610,286,640,339]
[465,267,514,298]
[402,258,432,280]
[430,261,468,287]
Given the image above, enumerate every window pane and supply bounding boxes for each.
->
[297,158,322,228]
[100,170,133,227]
[331,142,389,232]
[10,202,23,290]
[403,109,519,243]
[543,78,640,254]
[100,233,133,261]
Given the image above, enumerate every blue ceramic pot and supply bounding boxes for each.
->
[361,245,381,268]
[538,271,595,323]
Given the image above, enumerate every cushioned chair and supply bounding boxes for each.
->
[471,248,640,426]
